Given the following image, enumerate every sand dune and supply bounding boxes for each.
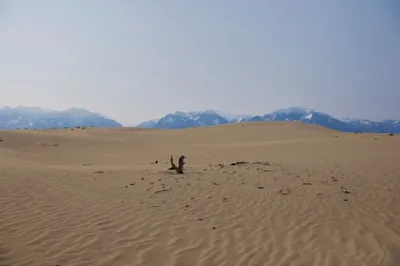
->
[0,122,399,266]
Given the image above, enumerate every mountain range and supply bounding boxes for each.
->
[0,106,122,129]
[137,107,399,133]
[0,106,398,133]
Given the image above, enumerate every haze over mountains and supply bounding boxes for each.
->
[0,106,122,129]
[0,106,398,133]
[137,107,400,133]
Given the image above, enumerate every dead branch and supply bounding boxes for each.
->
[168,156,176,170]
[168,155,185,174]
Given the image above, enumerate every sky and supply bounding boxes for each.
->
[0,0,399,124]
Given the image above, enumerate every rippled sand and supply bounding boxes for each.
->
[1,122,399,266]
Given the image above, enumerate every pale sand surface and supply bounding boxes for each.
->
[0,122,399,266]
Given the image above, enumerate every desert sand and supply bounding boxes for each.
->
[0,122,399,266]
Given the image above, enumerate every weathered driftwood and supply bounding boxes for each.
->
[168,155,185,174]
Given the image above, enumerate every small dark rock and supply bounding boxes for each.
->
[230,161,248,166]
[389,133,394,136]
[302,182,312,185]
[257,186,264,189]
[130,183,135,186]
[344,199,348,201]
[212,226,216,230]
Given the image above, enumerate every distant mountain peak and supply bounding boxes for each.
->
[136,110,229,129]
[0,106,122,130]
[173,111,187,116]
[274,106,314,114]
[64,107,92,115]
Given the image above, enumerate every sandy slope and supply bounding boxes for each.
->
[0,122,399,266]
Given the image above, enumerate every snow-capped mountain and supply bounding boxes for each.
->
[145,110,229,129]
[0,106,122,129]
[136,107,400,133]
[244,107,354,132]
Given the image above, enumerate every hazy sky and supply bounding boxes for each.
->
[1,0,399,124]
